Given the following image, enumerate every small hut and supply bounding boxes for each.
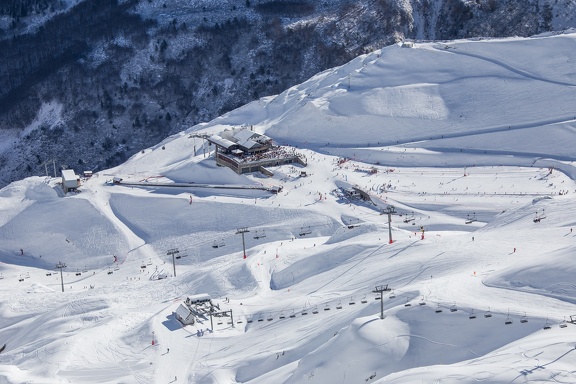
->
[61,169,79,193]
[175,304,195,325]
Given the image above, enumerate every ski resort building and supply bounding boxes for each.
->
[206,128,307,175]
[186,293,212,305]
[61,169,80,193]
[175,304,195,325]
[175,294,213,326]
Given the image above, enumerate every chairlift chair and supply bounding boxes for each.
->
[465,213,477,224]
[299,226,312,236]
[237,319,243,324]
[403,212,415,223]
[312,306,319,314]
[389,290,396,299]
[419,297,426,306]
[301,307,308,316]
[212,239,225,248]
[405,298,412,307]
[543,318,552,330]
[246,316,254,324]
[361,295,368,304]
[435,304,443,313]
[147,259,153,265]
[484,307,493,318]
[324,303,331,311]
[450,304,458,312]
[469,310,477,319]
[254,230,266,240]
[349,296,356,305]
[257,315,264,322]
[505,315,513,325]
[289,310,296,318]
[520,313,528,323]
[279,312,286,319]
[267,314,273,321]
[336,301,343,309]
[560,317,568,328]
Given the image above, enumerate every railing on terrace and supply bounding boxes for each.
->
[216,149,306,174]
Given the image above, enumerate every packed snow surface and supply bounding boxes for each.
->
[1,32,576,383]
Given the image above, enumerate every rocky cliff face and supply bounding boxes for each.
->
[0,0,574,186]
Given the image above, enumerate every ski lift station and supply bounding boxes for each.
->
[61,169,80,193]
[175,294,213,326]
[175,304,196,325]
[342,186,371,202]
[186,294,212,305]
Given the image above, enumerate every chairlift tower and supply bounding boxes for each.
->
[56,261,66,292]
[40,158,57,178]
[167,248,179,277]
[236,228,250,259]
[385,206,396,244]
[209,305,234,330]
[372,284,391,319]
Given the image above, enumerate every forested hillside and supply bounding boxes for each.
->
[0,0,574,186]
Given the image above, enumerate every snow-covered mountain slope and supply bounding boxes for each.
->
[0,32,576,384]
[3,0,576,190]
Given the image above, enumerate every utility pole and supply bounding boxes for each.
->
[372,284,391,319]
[167,248,179,277]
[236,228,250,259]
[385,206,396,244]
[56,261,67,292]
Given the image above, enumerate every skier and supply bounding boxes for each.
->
[20,249,23,255]
[513,247,516,253]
